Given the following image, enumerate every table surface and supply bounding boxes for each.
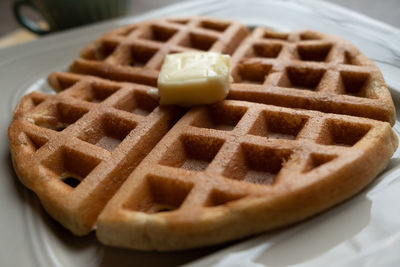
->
[0,0,399,49]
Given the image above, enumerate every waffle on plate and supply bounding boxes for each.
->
[8,16,398,251]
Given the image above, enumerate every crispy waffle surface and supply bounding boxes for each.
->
[8,17,398,251]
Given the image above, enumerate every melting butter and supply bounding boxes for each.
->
[156,52,231,107]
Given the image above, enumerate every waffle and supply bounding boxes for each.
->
[70,17,395,124]
[70,17,248,87]
[8,16,398,251]
[9,72,184,235]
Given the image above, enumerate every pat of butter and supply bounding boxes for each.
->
[157,52,231,107]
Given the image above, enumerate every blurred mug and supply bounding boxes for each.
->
[13,0,132,35]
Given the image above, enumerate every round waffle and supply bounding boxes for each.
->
[8,16,398,251]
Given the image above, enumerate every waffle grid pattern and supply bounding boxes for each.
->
[70,17,394,124]
[71,17,248,87]
[10,72,183,233]
[96,99,394,250]
[229,27,394,123]
[8,17,398,250]
[118,100,378,212]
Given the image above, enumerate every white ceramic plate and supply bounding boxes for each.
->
[1,0,400,266]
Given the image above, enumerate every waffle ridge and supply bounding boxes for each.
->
[70,17,395,124]
[229,27,395,124]
[8,16,398,251]
[70,17,248,87]
[9,72,184,234]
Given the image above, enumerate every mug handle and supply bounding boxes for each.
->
[13,0,50,35]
